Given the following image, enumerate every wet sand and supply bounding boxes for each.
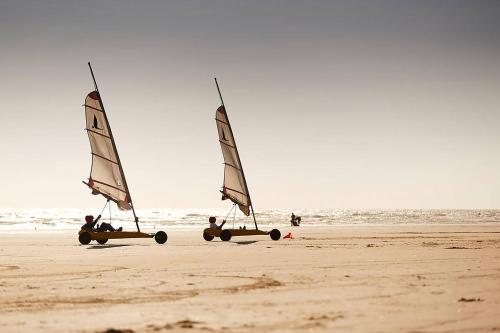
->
[0,224,499,332]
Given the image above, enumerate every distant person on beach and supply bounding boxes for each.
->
[209,216,226,229]
[81,215,122,232]
[291,213,301,226]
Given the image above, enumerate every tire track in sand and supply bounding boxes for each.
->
[0,274,282,313]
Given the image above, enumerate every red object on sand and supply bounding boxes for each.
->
[283,232,293,239]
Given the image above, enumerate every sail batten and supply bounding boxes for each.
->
[215,118,230,125]
[86,179,128,193]
[84,90,132,211]
[216,105,251,216]
[86,128,112,139]
[224,163,242,171]
[84,104,104,112]
[219,140,236,148]
[91,152,119,165]
[222,186,248,196]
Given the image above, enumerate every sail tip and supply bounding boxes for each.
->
[87,91,99,100]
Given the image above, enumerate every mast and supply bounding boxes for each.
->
[88,62,141,232]
[214,78,258,230]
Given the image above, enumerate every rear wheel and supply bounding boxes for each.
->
[96,239,108,245]
[270,229,281,241]
[155,231,168,244]
[220,229,232,242]
[79,232,91,245]
[203,232,214,241]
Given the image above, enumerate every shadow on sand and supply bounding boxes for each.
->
[87,244,132,249]
[235,241,258,245]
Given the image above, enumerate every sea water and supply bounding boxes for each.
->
[0,208,499,232]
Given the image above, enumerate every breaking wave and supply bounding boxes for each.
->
[0,208,499,232]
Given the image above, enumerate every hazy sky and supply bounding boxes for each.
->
[1,0,500,210]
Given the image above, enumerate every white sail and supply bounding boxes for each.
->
[84,91,131,210]
[216,105,250,216]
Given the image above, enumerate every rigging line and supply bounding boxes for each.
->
[224,203,236,221]
[98,199,110,216]
[233,203,237,229]
[109,199,112,224]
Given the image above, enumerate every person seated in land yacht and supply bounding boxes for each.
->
[209,216,226,229]
[81,215,122,232]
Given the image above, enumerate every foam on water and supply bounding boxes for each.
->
[0,208,499,232]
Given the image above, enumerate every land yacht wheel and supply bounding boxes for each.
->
[203,232,215,241]
[79,232,91,245]
[270,229,281,241]
[97,239,108,245]
[220,229,232,242]
[155,231,168,244]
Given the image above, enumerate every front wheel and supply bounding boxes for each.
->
[97,239,108,245]
[155,231,168,244]
[270,229,281,241]
[79,232,91,245]
[203,232,214,241]
[220,229,232,242]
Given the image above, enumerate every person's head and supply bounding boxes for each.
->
[209,216,216,223]
[85,215,94,223]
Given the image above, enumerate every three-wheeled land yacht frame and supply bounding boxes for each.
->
[79,228,167,245]
[203,224,281,242]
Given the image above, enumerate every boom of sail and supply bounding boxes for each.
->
[84,91,132,211]
[216,105,250,216]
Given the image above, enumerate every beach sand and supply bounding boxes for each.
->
[0,224,499,332]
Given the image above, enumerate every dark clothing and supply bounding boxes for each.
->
[81,216,119,232]
[209,219,227,230]
[291,214,301,226]
[97,222,118,232]
[81,215,101,232]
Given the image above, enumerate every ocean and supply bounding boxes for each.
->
[0,208,499,232]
